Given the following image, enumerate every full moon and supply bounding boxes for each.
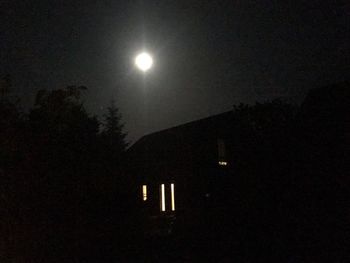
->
[135,52,153,72]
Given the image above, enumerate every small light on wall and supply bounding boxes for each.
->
[218,161,228,166]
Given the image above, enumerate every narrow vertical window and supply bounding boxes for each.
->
[218,138,228,166]
[171,183,175,211]
[160,184,166,212]
[142,185,147,201]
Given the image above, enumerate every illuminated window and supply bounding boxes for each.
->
[160,184,166,212]
[171,183,175,211]
[218,138,228,166]
[218,161,228,166]
[142,185,147,201]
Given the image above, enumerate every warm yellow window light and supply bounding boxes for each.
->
[160,184,166,212]
[142,185,147,201]
[171,183,175,211]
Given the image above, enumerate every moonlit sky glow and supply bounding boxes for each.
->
[1,1,348,142]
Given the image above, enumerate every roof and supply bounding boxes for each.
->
[128,110,233,154]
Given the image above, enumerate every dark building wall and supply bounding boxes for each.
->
[127,111,234,218]
[126,83,349,260]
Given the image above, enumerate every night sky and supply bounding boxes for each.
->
[1,0,349,141]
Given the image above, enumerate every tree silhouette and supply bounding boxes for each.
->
[101,99,128,153]
[28,86,98,174]
[16,86,100,261]
[0,82,25,262]
[0,84,132,261]
[98,99,128,179]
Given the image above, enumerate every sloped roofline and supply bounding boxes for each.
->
[129,110,233,150]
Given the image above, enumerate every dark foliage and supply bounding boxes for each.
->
[0,85,132,262]
[99,100,128,171]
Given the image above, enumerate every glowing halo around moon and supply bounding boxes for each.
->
[135,52,153,72]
